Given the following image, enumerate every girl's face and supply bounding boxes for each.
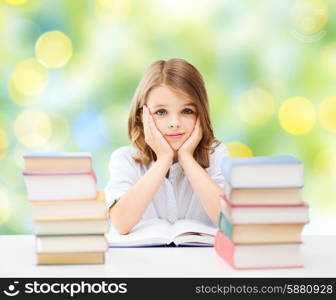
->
[146,85,198,151]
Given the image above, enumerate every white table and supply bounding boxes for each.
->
[0,235,335,277]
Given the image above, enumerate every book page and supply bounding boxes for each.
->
[170,219,217,244]
[107,218,172,247]
[173,233,215,246]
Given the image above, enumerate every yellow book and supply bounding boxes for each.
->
[37,252,105,265]
[31,191,107,221]
[218,211,306,244]
[225,187,303,205]
[23,152,92,173]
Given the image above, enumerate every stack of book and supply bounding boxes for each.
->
[215,155,309,270]
[22,153,108,265]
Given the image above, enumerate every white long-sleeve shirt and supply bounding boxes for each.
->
[105,142,229,227]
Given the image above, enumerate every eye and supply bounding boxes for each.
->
[183,108,195,114]
[155,109,167,116]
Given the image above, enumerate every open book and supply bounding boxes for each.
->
[107,218,217,247]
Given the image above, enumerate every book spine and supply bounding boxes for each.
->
[218,211,233,240]
[224,181,304,191]
[37,252,104,265]
[214,230,236,268]
[23,170,97,181]
[220,194,309,209]
[219,195,310,225]
[225,182,305,191]
[29,196,98,203]
[36,232,106,236]
[29,190,105,204]
[32,215,108,222]
[219,195,233,220]
[34,216,109,222]
[23,152,92,158]
[215,230,304,269]
[232,265,303,271]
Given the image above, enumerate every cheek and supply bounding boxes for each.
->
[184,117,197,133]
[152,117,165,133]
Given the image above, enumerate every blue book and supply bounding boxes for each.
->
[23,152,91,158]
[221,155,304,189]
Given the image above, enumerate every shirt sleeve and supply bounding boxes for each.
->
[207,142,229,188]
[104,147,140,208]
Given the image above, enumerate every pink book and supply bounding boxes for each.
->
[214,230,304,270]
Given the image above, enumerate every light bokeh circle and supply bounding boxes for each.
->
[35,31,73,68]
[95,0,132,24]
[292,0,329,34]
[11,58,49,98]
[319,96,336,132]
[14,110,52,147]
[0,190,10,225]
[0,129,9,160]
[3,0,28,5]
[226,141,253,158]
[279,97,316,135]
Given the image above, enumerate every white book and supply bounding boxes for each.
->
[228,206,310,224]
[215,230,303,269]
[36,235,108,253]
[221,155,304,188]
[107,218,217,247]
[23,171,97,201]
[234,243,303,269]
[34,218,109,235]
[220,195,310,224]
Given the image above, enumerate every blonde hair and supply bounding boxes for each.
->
[128,58,220,168]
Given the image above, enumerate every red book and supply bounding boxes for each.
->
[214,230,304,270]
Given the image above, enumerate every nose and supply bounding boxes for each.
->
[168,114,180,129]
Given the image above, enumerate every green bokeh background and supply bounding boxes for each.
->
[0,0,335,235]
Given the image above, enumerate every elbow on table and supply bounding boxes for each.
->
[116,227,131,235]
[110,219,132,235]
[109,211,133,235]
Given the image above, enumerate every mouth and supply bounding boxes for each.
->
[166,133,185,139]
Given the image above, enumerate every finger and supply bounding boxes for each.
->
[148,113,168,145]
[190,117,201,140]
[144,106,155,136]
[142,106,148,129]
[142,107,151,139]
[196,117,201,131]
[196,117,201,128]
[146,110,160,134]
[196,117,203,139]
[148,113,160,138]
[191,118,199,134]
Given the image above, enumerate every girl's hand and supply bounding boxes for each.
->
[142,105,175,162]
[178,117,203,160]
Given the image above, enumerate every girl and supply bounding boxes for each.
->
[105,58,228,235]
